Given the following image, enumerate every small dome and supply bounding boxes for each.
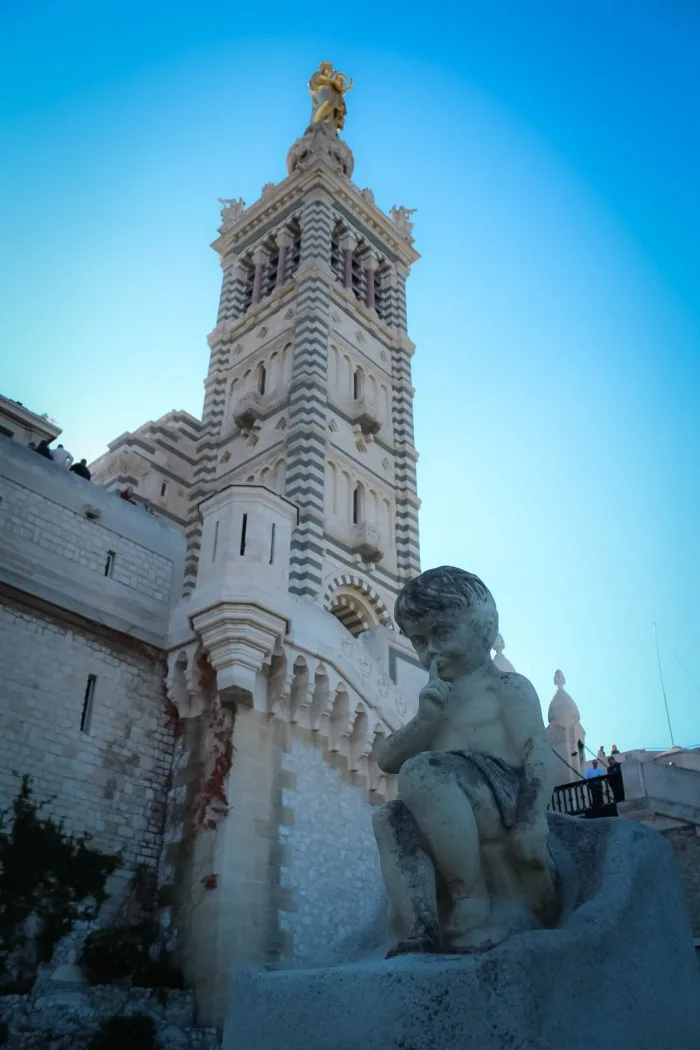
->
[548,669,581,726]
[492,634,516,673]
[287,122,354,178]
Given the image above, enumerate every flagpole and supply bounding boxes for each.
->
[652,621,675,748]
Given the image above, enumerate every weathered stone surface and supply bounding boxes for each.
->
[223,815,700,1050]
[0,986,219,1050]
[375,567,559,956]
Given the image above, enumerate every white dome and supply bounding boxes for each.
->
[548,670,581,726]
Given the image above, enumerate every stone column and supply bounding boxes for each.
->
[251,246,268,306]
[275,228,293,287]
[340,231,357,291]
[364,251,379,310]
[393,261,409,332]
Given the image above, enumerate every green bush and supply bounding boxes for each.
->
[80,923,185,989]
[89,1014,162,1050]
[0,776,119,990]
[80,924,152,984]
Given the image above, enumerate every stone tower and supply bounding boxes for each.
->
[184,97,421,637]
[546,670,586,784]
[85,71,430,1025]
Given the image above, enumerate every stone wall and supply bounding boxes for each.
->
[280,734,385,963]
[0,595,174,873]
[662,826,700,938]
[0,985,219,1049]
[0,436,185,649]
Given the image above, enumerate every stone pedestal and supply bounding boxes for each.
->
[223,815,700,1050]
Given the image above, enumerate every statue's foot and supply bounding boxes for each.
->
[445,897,538,954]
[386,933,441,959]
[444,896,491,940]
[445,922,513,953]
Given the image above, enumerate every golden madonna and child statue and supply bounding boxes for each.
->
[308,61,353,132]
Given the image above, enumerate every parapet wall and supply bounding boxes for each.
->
[0,436,186,648]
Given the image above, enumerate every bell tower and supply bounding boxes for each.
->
[184,63,422,636]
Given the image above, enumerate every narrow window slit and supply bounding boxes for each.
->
[104,551,115,577]
[270,524,276,565]
[81,674,97,733]
[240,513,248,555]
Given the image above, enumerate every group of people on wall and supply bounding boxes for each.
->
[584,745,625,804]
[585,744,623,779]
[30,439,91,479]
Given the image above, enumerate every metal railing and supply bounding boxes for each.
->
[550,772,624,819]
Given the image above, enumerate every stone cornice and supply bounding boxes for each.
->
[199,482,297,522]
[0,396,62,442]
[211,159,419,271]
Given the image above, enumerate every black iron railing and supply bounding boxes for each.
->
[550,772,624,819]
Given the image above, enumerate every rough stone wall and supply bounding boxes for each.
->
[0,986,219,1049]
[662,826,700,937]
[280,734,385,963]
[0,596,174,872]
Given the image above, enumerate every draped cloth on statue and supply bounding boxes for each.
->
[452,750,521,829]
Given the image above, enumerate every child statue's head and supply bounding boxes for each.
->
[395,566,499,679]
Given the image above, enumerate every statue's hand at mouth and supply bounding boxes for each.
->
[418,658,451,720]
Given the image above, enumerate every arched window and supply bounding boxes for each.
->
[228,377,238,418]
[353,367,364,401]
[285,218,301,282]
[256,362,267,396]
[241,258,255,313]
[327,462,338,514]
[330,221,344,283]
[352,482,364,525]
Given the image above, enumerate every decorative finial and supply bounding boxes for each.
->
[494,634,505,656]
[308,61,353,132]
[554,669,566,689]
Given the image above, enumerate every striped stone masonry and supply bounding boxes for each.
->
[391,264,421,580]
[285,193,335,599]
[217,260,250,324]
[182,360,229,592]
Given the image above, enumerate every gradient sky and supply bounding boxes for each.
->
[1,1,698,758]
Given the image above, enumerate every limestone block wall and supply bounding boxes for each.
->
[0,436,185,648]
[279,734,385,963]
[0,595,174,872]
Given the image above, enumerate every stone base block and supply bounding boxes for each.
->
[224,815,700,1050]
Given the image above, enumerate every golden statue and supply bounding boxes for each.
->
[309,61,353,132]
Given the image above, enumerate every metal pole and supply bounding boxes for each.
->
[652,621,675,748]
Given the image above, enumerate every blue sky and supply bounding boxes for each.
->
[1,1,698,756]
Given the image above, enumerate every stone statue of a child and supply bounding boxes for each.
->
[373,566,559,956]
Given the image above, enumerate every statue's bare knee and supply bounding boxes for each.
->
[372,799,402,838]
[396,751,441,808]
